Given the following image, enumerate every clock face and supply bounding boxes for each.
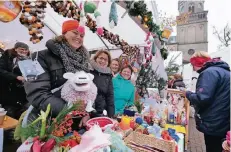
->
[188,49,195,55]
[4,1,15,9]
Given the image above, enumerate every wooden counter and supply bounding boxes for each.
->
[0,116,18,130]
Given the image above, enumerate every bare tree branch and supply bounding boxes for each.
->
[213,23,231,48]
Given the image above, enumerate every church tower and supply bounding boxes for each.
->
[177,1,208,63]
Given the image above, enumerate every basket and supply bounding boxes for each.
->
[124,132,176,152]
[86,117,115,131]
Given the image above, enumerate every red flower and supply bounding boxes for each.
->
[60,139,78,148]
[31,140,42,152]
[41,138,56,152]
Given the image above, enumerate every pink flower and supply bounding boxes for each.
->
[97,27,104,35]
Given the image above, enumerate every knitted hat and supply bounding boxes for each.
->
[62,20,79,34]
[14,42,29,50]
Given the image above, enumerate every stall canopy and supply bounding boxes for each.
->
[44,1,147,50]
[0,1,147,52]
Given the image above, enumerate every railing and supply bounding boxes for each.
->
[188,11,208,22]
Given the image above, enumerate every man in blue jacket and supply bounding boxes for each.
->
[185,51,230,152]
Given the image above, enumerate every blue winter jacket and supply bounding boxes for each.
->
[186,60,230,137]
[113,74,135,114]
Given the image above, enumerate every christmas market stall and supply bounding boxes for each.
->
[0,0,191,152]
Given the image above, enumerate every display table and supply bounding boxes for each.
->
[167,89,190,151]
[0,116,18,130]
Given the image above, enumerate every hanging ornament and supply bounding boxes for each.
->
[160,47,169,60]
[20,1,47,44]
[154,38,162,50]
[109,1,118,28]
[119,54,129,67]
[109,20,115,29]
[137,15,142,20]
[143,16,148,22]
[48,1,80,19]
[151,41,156,56]
[143,24,148,29]
[78,10,85,34]
[161,26,173,42]
[84,1,99,13]
[0,1,22,23]
[94,10,103,35]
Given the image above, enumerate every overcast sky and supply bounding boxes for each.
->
[154,0,231,53]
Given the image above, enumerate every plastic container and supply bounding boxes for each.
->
[86,117,115,131]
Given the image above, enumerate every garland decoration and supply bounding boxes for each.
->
[124,1,163,39]
[19,0,47,44]
[48,0,81,19]
[18,0,168,60]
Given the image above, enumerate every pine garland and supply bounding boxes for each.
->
[124,1,163,38]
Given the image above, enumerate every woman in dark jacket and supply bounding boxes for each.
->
[0,42,30,119]
[24,20,90,127]
[90,50,115,117]
[185,51,230,152]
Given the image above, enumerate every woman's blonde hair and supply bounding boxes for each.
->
[173,73,183,80]
[191,51,211,58]
[93,50,112,67]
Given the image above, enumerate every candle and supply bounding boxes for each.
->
[119,116,131,130]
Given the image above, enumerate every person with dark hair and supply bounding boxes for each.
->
[90,50,115,117]
[172,74,185,89]
[110,58,121,77]
[0,42,30,119]
[113,65,135,115]
[24,20,91,127]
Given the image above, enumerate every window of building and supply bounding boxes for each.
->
[188,3,195,13]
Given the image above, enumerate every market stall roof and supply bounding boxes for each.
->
[44,1,147,51]
[0,1,146,52]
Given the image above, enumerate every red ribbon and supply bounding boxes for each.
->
[190,57,211,67]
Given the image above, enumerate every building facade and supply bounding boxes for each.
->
[176,1,208,63]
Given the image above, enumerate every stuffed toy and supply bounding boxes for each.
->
[19,0,47,44]
[61,71,97,113]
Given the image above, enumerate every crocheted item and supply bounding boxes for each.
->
[54,41,90,73]
[61,71,97,112]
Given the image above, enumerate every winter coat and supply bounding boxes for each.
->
[24,39,67,117]
[113,74,135,114]
[24,39,91,117]
[186,60,230,137]
[172,79,185,89]
[90,61,115,117]
[0,49,27,107]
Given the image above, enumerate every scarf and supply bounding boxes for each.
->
[90,60,111,74]
[190,57,211,67]
[54,41,89,73]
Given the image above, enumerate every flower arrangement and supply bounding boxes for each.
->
[15,100,86,152]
